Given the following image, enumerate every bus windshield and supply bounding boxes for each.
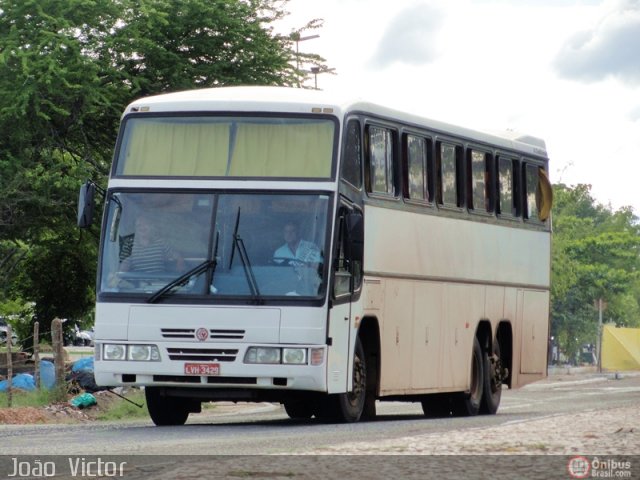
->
[99,192,330,300]
[115,116,335,178]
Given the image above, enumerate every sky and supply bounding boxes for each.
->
[280,0,640,213]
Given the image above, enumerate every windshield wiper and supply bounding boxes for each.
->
[148,230,220,304]
[147,258,218,304]
[229,208,262,303]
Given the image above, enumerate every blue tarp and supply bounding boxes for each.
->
[0,361,55,391]
[40,360,55,389]
[71,357,94,373]
[0,373,36,392]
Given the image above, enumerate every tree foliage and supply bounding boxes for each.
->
[0,0,322,342]
[551,183,640,363]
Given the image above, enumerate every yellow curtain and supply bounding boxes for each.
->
[230,122,333,177]
[120,119,333,177]
[122,121,230,176]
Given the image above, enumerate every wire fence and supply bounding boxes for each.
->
[1,318,70,407]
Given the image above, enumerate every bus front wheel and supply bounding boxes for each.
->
[318,337,367,423]
[145,387,190,426]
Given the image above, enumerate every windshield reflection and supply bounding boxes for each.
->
[100,192,330,300]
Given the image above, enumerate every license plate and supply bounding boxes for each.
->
[184,363,220,376]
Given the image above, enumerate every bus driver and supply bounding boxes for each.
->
[273,221,321,265]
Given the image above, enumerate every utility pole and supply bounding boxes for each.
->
[597,298,603,373]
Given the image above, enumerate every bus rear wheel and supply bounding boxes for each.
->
[480,340,502,414]
[452,337,484,416]
[145,387,190,426]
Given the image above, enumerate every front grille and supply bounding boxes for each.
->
[161,328,195,339]
[160,328,246,340]
[210,329,245,339]
[166,347,238,362]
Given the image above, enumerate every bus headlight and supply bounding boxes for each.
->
[282,348,306,365]
[103,344,126,361]
[244,347,310,365]
[103,344,161,361]
[128,345,161,361]
[244,347,281,364]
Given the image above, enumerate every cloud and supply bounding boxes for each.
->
[554,0,640,84]
[369,3,443,68]
[629,104,640,121]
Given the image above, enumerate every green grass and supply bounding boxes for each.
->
[0,387,57,408]
[1,385,149,423]
[94,389,149,421]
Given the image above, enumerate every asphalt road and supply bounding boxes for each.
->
[1,371,638,457]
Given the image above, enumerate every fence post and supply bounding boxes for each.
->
[34,321,40,390]
[6,325,12,408]
[51,318,65,400]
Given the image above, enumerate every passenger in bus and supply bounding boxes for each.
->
[120,216,184,273]
[273,221,321,265]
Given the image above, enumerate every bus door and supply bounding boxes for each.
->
[326,200,364,394]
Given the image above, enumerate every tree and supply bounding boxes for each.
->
[0,0,325,344]
[551,183,640,363]
[110,0,302,96]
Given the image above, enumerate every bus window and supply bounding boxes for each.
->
[524,163,553,222]
[437,142,460,207]
[333,209,352,298]
[524,163,540,221]
[341,120,362,188]
[405,134,430,202]
[497,157,515,216]
[468,150,491,212]
[367,125,396,196]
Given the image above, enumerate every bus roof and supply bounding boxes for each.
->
[126,86,548,157]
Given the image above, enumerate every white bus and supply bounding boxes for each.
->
[78,86,552,425]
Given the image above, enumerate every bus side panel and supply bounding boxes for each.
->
[411,282,443,390]
[484,286,506,338]
[379,279,414,392]
[440,283,483,391]
[518,289,550,378]
[377,280,485,395]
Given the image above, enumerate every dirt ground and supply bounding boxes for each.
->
[0,389,124,425]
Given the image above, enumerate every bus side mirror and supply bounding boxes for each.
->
[77,182,96,228]
[345,212,364,264]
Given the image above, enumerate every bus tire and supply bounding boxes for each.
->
[318,337,367,423]
[283,401,315,419]
[452,337,484,416]
[480,340,502,414]
[145,387,189,426]
[338,336,367,422]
